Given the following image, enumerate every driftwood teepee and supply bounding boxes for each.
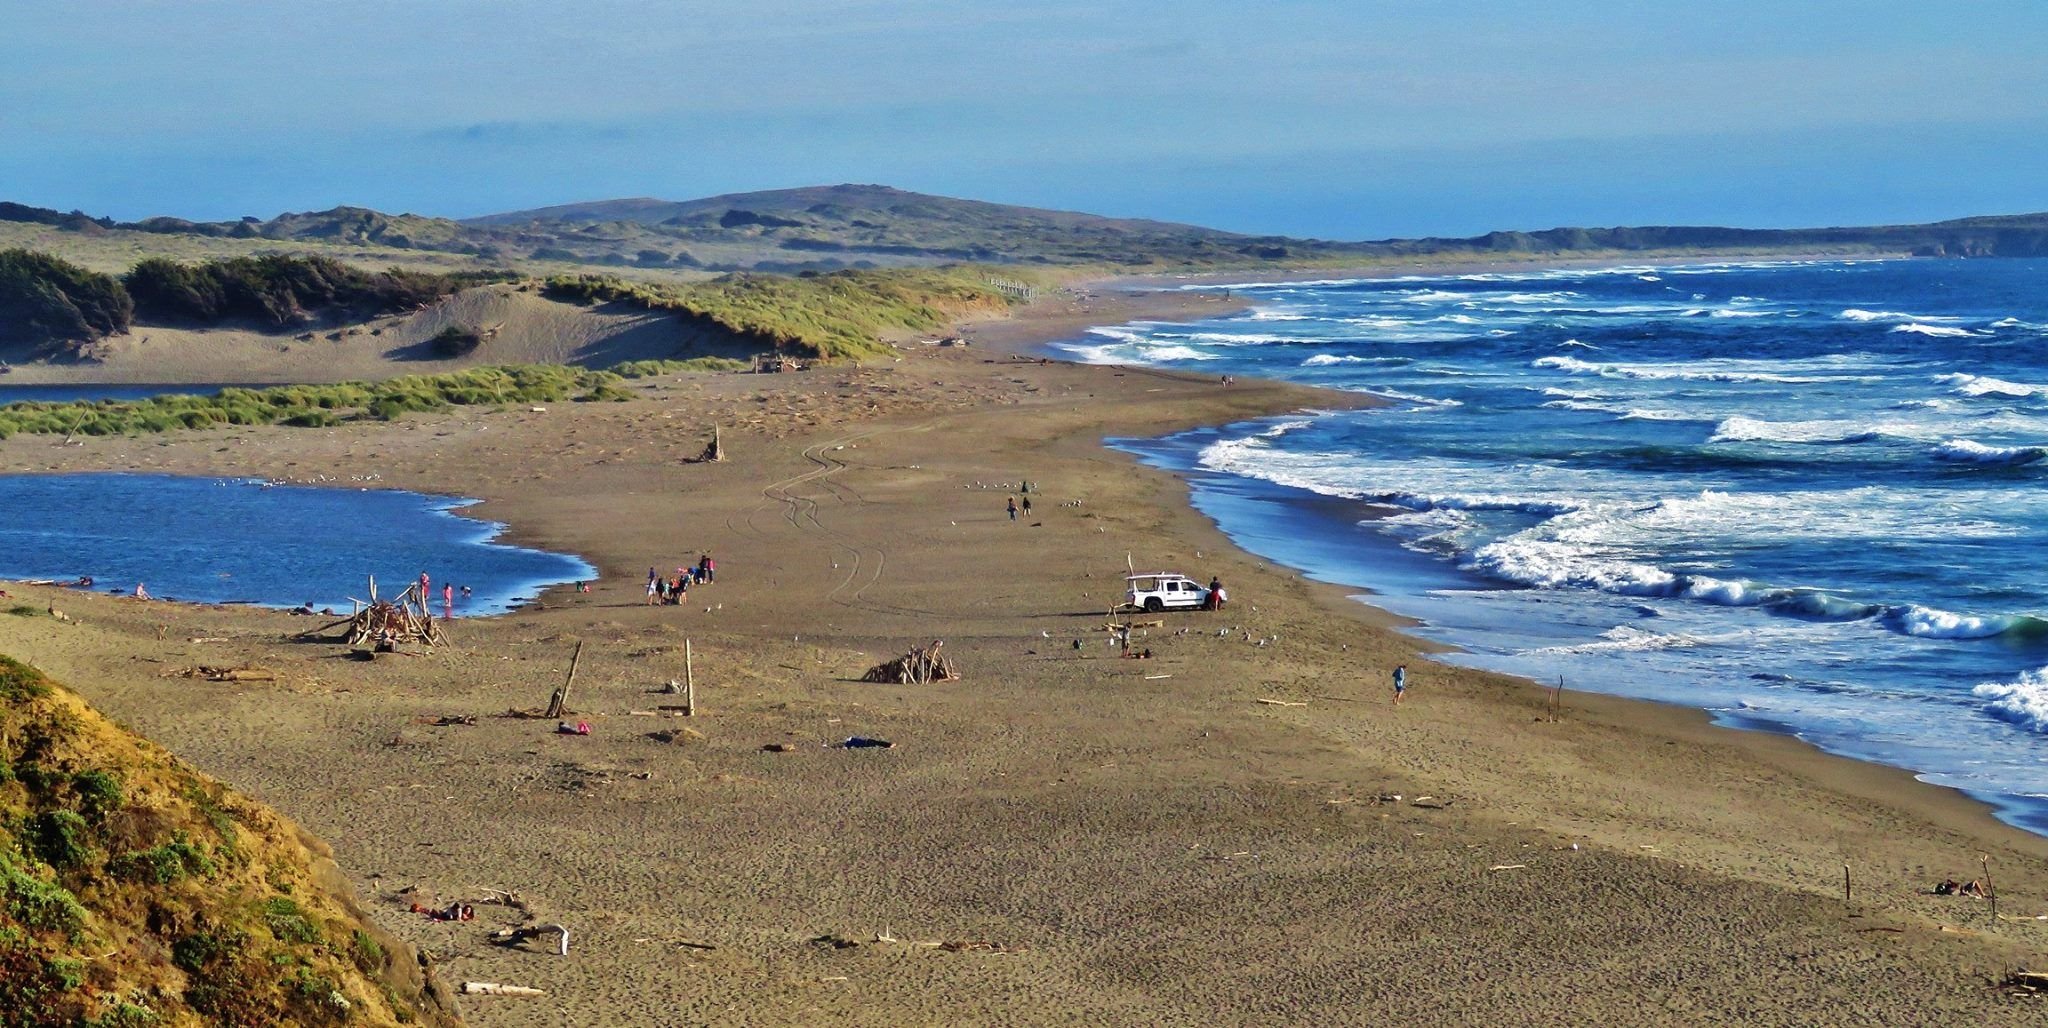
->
[299,575,446,649]
[861,640,959,684]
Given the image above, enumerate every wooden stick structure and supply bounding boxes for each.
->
[683,638,696,716]
[545,640,583,720]
[1984,853,1998,926]
[698,426,725,463]
[862,640,959,684]
[298,575,446,649]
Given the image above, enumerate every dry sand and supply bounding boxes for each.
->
[2,288,2046,1025]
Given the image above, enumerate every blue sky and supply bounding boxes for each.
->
[3,1,2045,237]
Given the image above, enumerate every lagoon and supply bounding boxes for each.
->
[0,473,594,616]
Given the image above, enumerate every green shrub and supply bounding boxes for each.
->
[171,927,245,974]
[0,850,87,938]
[71,769,123,823]
[349,928,384,972]
[612,357,748,377]
[112,835,213,885]
[0,657,52,701]
[28,811,92,871]
[259,897,319,944]
[82,1001,158,1028]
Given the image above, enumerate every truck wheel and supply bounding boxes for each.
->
[1144,597,1164,613]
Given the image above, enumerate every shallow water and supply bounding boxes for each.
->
[0,473,595,617]
[1088,258,2048,834]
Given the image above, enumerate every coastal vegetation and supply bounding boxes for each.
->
[122,254,510,327]
[545,265,1021,360]
[0,655,451,1025]
[0,250,133,347]
[0,364,632,439]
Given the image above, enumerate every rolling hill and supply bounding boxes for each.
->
[7,187,2048,275]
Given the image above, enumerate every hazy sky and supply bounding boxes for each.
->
[4,1,2046,237]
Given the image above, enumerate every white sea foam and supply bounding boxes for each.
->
[1356,387,1462,408]
[1301,353,1408,367]
[1931,439,2048,465]
[1975,668,2048,733]
[1893,323,1982,338]
[1531,354,1865,384]
[1710,416,1884,444]
[1136,345,1218,362]
[1557,339,1599,349]
[1185,331,1310,345]
[1938,373,2047,399]
[1885,605,2021,639]
[1840,308,1960,324]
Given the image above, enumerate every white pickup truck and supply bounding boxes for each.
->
[1123,572,1210,613]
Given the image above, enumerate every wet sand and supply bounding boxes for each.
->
[2,287,2046,1025]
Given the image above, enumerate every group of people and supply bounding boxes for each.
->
[646,554,716,605]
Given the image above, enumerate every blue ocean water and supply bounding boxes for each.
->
[1078,259,2048,833]
[0,473,594,616]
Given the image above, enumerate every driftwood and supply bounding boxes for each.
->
[166,665,277,682]
[862,640,958,684]
[461,982,546,997]
[301,575,445,649]
[1254,698,1307,707]
[544,641,583,719]
[698,426,725,463]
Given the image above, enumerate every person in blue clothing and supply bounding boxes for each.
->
[1392,665,1407,706]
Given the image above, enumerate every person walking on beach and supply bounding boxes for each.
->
[1007,496,1018,521]
[645,575,660,606]
[1021,496,1032,517]
[442,583,454,620]
[1392,665,1407,706]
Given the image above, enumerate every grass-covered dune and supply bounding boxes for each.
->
[0,250,509,353]
[543,265,1022,360]
[0,364,632,439]
[0,655,456,1026]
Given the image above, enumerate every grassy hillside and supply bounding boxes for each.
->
[543,266,1022,360]
[0,655,455,1026]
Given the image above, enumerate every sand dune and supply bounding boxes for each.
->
[4,284,755,386]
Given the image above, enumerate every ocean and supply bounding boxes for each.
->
[1076,258,2048,834]
[0,473,595,617]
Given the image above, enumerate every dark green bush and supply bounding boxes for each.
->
[112,835,213,885]
[28,811,92,871]
[0,249,133,346]
[71,769,123,823]
[428,324,482,357]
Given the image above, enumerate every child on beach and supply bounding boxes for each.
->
[1393,665,1407,705]
[1007,497,1018,521]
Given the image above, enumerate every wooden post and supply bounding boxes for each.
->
[545,640,582,720]
[683,639,695,716]
[1843,863,1851,907]
[1983,854,1997,926]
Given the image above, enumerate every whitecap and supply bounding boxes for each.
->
[1937,373,2047,399]
[1931,439,2048,465]
[1892,323,1982,338]
[1976,668,2048,734]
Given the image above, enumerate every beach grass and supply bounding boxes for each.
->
[0,364,629,439]
[545,265,1024,360]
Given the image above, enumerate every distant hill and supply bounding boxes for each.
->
[7,188,2048,271]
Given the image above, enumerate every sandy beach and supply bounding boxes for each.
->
[3,287,2046,1025]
